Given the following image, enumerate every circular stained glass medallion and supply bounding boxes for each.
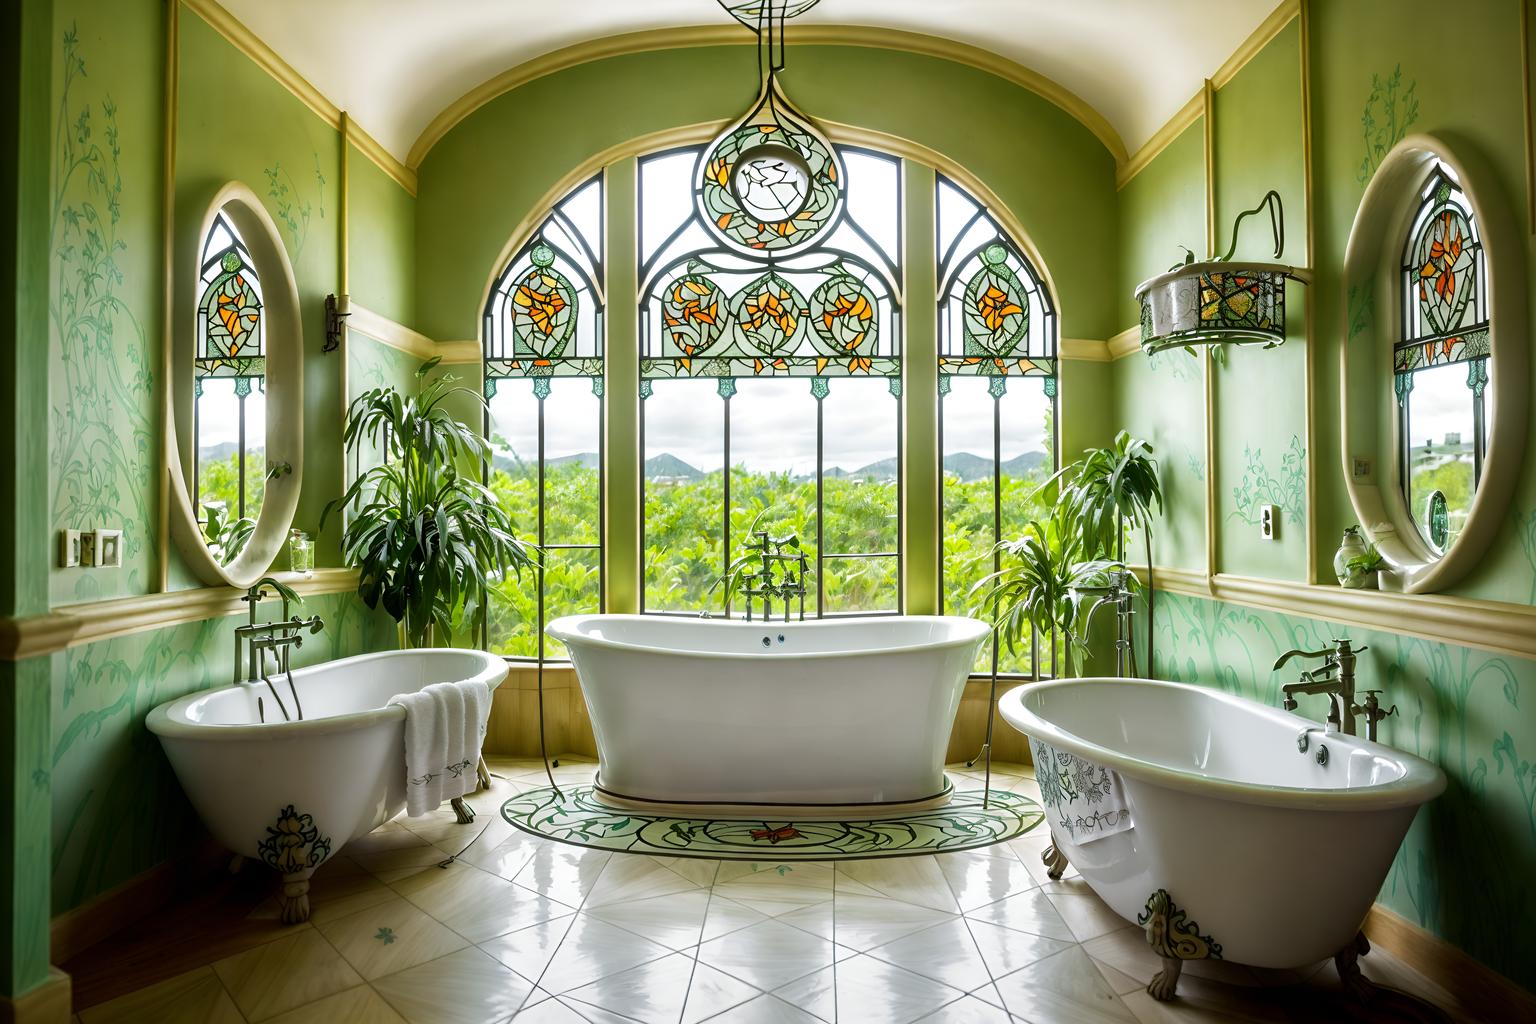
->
[699,118,842,252]
[661,272,729,358]
[1413,203,1476,336]
[808,274,878,359]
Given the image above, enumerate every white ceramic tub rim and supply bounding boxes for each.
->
[145,648,507,741]
[1001,677,1445,812]
[546,613,990,661]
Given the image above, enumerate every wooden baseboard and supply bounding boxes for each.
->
[1364,904,1536,1022]
[50,838,225,964]
[0,969,70,1024]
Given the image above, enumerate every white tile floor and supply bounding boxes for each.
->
[75,757,1470,1023]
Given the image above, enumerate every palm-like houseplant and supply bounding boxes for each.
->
[322,357,537,646]
[1039,431,1162,674]
[971,506,1129,678]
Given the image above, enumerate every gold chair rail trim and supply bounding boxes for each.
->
[347,304,479,364]
[407,24,1127,170]
[1144,566,1536,663]
[0,570,358,661]
[181,0,417,195]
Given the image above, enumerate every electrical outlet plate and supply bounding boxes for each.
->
[96,528,123,567]
[59,529,82,567]
[1259,504,1279,540]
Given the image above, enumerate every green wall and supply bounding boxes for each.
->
[1113,0,1536,990]
[33,0,413,928]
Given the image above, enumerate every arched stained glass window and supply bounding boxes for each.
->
[194,212,266,529]
[1395,161,1488,553]
[638,144,903,616]
[936,175,1058,677]
[483,175,605,658]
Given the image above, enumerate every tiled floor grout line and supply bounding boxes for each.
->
[670,858,718,1024]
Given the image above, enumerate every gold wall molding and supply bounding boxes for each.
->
[1116,0,1298,190]
[179,0,417,195]
[346,304,478,364]
[1060,338,1111,362]
[1107,326,1141,360]
[1145,566,1536,664]
[407,24,1127,170]
[1364,905,1536,1023]
[1524,0,1535,234]
[0,570,358,661]
[1299,0,1319,583]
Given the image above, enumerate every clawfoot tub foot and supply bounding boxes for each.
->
[278,869,314,924]
[1147,957,1183,1001]
[1138,888,1222,1002]
[477,755,491,791]
[451,796,475,824]
[1041,843,1069,880]
[1335,930,1375,1000]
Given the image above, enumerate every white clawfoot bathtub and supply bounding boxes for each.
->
[547,614,988,813]
[999,677,1444,1001]
[147,648,507,922]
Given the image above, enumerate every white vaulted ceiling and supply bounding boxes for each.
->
[217,0,1282,166]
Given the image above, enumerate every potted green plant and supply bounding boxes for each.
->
[322,357,537,646]
[1343,541,1386,591]
[1038,431,1162,674]
[970,507,1131,678]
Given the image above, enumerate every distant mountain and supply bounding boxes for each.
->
[645,453,703,479]
[548,452,600,469]
[198,441,262,463]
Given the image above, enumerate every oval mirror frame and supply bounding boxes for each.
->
[166,181,304,588]
[1341,134,1526,593]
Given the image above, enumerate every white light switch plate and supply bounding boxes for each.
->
[59,529,82,567]
[1259,505,1279,540]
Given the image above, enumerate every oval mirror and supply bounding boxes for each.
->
[1341,134,1526,592]
[167,181,304,587]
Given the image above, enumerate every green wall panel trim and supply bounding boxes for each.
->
[346,141,416,331]
[4,0,58,998]
[49,591,396,916]
[1115,117,1205,330]
[1212,19,1309,582]
[1144,588,1536,991]
[603,160,640,614]
[415,44,1117,344]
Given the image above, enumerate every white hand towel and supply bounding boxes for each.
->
[390,679,492,817]
[1031,738,1134,845]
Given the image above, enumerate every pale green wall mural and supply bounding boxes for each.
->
[262,156,325,261]
[49,20,159,605]
[1356,65,1420,187]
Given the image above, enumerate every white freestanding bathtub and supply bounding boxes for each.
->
[546,614,989,813]
[999,677,1445,1001]
[147,648,506,922]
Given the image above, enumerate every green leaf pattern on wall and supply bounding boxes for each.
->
[1143,590,1536,990]
[1227,435,1305,525]
[263,157,326,259]
[1356,64,1419,187]
[50,26,156,598]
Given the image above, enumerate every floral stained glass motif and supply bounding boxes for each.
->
[808,272,879,371]
[730,271,807,356]
[484,175,605,388]
[1412,183,1477,336]
[508,244,578,358]
[963,244,1030,356]
[661,269,729,366]
[196,215,265,382]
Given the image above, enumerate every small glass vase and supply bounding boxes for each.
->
[1333,527,1369,589]
[289,529,313,576]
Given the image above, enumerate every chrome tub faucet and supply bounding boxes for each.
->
[1273,639,1395,742]
[234,576,324,722]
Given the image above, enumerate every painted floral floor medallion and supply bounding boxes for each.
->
[500,784,1042,860]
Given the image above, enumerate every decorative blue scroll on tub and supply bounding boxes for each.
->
[1031,739,1134,844]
